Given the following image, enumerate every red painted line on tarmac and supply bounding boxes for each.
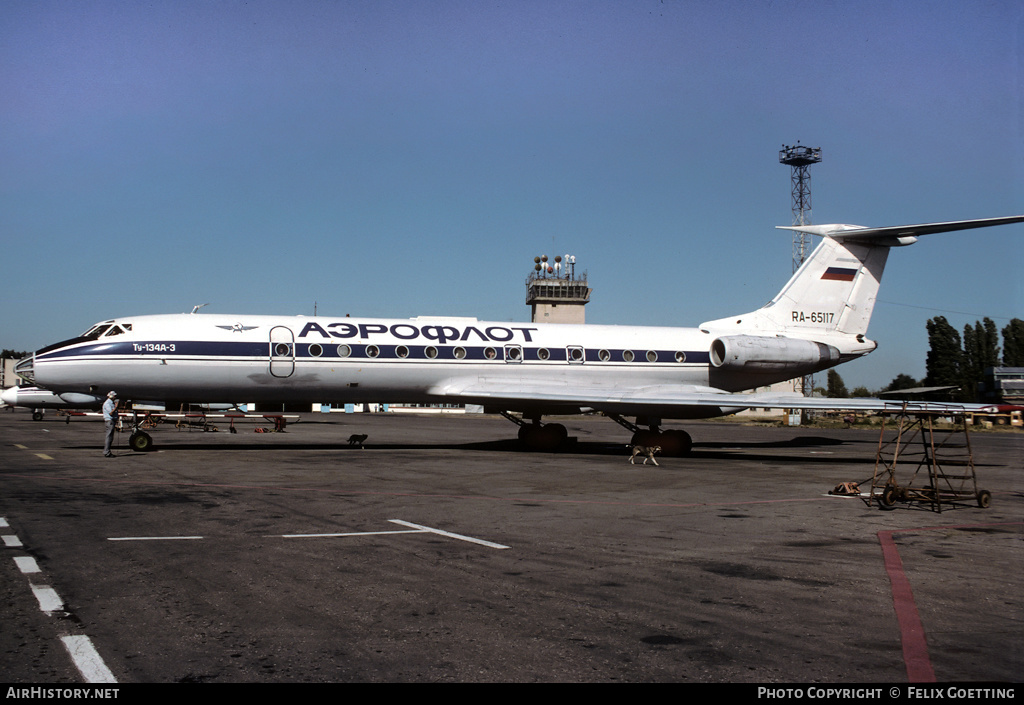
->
[878,530,935,683]
[878,522,1022,683]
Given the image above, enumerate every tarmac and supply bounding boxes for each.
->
[1,408,1021,684]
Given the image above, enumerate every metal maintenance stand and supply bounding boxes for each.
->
[868,405,990,512]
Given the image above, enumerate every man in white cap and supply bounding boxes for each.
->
[102,391,118,457]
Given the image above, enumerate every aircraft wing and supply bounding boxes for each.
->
[430,378,1004,415]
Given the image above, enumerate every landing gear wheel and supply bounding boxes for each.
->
[545,423,568,442]
[878,484,899,510]
[520,424,565,451]
[630,429,692,457]
[660,429,693,457]
[129,431,154,452]
[32,410,43,421]
[977,489,992,509]
[630,430,660,448]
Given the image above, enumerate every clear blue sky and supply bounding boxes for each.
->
[2,0,1021,390]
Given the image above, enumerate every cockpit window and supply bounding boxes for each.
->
[81,324,113,340]
[103,326,125,337]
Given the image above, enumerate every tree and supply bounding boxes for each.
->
[962,318,1001,402]
[851,386,871,398]
[883,373,919,392]
[826,369,848,398]
[1003,318,1024,366]
[925,316,964,399]
[962,323,982,402]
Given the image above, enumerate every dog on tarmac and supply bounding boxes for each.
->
[347,433,368,448]
[629,445,661,466]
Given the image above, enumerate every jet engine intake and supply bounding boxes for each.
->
[710,335,840,373]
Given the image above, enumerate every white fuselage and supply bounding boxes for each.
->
[20,216,1024,428]
[23,312,857,419]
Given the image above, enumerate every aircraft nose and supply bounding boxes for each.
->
[1,386,17,406]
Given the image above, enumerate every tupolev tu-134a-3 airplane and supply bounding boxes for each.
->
[15,215,1024,454]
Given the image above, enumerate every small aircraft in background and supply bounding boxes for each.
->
[14,215,1023,453]
[0,385,258,432]
[1,385,103,420]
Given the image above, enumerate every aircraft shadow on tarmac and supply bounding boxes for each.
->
[75,432,888,465]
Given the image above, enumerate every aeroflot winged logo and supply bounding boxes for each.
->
[216,323,260,333]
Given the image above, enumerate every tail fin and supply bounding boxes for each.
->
[700,215,1024,343]
[701,234,890,342]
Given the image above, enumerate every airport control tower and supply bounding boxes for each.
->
[526,255,591,324]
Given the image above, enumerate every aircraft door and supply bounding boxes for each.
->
[269,326,295,378]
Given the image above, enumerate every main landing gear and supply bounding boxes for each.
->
[500,411,693,456]
[500,412,568,451]
[606,413,692,456]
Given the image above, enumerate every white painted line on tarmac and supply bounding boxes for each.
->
[389,519,510,549]
[0,517,8,527]
[31,585,64,613]
[14,556,40,574]
[281,529,424,538]
[280,521,510,549]
[107,536,204,541]
[61,635,118,684]
[3,534,24,547]
[2,519,118,683]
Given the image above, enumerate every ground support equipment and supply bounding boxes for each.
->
[868,406,990,512]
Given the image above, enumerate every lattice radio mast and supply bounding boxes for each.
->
[779,143,823,403]
[779,143,822,272]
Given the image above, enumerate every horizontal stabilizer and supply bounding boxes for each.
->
[777,215,1024,244]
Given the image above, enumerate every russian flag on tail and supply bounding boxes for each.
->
[821,267,857,281]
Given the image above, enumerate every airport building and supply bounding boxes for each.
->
[1,357,21,391]
[980,367,1024,405]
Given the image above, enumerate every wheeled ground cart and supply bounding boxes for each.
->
[868,406,991,512]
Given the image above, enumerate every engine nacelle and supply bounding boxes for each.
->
[710,335,840,373]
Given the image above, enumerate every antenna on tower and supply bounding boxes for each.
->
[779,142,822,272]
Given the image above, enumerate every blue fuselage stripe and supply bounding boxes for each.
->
[38,341,711,365]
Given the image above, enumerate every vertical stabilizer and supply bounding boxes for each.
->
[700,232,891,342]
[700,215,1023,364]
